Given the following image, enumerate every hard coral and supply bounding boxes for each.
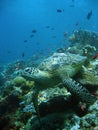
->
[26,80,34,87]
[13,76,26,86]
[69,29,98,51]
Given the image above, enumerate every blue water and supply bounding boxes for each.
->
[0,0,98,65]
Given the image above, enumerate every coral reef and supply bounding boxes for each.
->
[69,29,98,48]
[67,30,97,58]
[0,29,98,130]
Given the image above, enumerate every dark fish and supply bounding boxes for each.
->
[45,26,50,28]
[30,34,34,38]
[32,29,37,33]
[64,32,68,37]
[24,40,27,43]
[51,28,55,30]
[52,36,56,38]
[69,4,75,7]
[86,10,92,20]
[70,0,75,7]
[22,52,25,57]
[7,51,11,54]
[75,22,79,26]
[57,9,64,13]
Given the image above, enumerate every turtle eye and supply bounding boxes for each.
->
[24,67,32,74]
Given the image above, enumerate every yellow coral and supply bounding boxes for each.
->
[13,76,26,86]
[26,80,34,87]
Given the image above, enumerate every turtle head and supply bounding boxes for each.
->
[21,67,50,83]
[21,67,42,80]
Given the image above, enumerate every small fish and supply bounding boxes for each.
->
[69,4,75,7]
[30,34,34,38]
[45,26,50,28]
[52,36,56,38]
[22,52,25,57]
[93,54,98,59]
[24,40,27,43]
[7,51,11,54]
[86,10,92,20]
[57,9,64,13]
[64,32,68,37]
[75,22,79,26]
[51,28,55,30]
[32,29,37,33]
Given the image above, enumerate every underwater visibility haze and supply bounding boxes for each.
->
[0,0,98,64]
[0,0,98,130]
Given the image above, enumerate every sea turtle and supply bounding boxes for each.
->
[21,52,96,121]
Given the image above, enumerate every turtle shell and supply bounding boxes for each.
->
[38,52,86,72]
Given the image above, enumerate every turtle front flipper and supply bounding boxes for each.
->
[32,87,41,124]
[62,78,96,104]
